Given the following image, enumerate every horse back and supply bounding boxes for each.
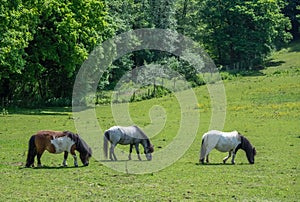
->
[215,131,241,152]
[121,126,149,144]
[203,130,241,152]
[34,130,70,153]
[107,125,149,145]
[36,130,66,137]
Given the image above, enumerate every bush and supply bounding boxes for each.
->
[45,97,71,107]
[220,72,235,80]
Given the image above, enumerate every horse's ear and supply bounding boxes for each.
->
[253,147,257,155]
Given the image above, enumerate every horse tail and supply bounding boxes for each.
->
[103,131,110,159]
[199,134,207,162]
[26,135,36,167]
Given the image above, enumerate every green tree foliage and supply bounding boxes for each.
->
[175,0,201,39]
[0,0,297,107]
[105,0,179,90]
[282,0,300,40]
[0,0,38,79]
[0,0,112,106]
[0,0,39,103]
[196,0,292,70]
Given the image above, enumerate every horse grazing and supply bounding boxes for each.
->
[26,130,92,168]
[199,130,256,164]
[103,125,154,161]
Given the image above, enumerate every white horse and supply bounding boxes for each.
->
[199,130,256,164]
[103,126,154,161]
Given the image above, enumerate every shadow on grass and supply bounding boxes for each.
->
[100,159,149,163]
[265,59,286,68]
[288,40,300,52]
[19,165,87,170]
[221,69,266,78]
[7,106,97,116]
[195,162,252,166]
[7,107,72,116]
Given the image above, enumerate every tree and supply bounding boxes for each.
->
[0,0,113,106]
[175,0,202,39]
[0,0,38,101]
[197,0,292,70]
[282,0,300,40]
[105,0,178,89]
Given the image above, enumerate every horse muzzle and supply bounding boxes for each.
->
[146,153,152,161]
[84,162,89,166]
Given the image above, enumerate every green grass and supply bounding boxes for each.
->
[1,42,300,201]
[264,40,300,75]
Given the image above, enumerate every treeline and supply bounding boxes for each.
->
[0,0,299,107]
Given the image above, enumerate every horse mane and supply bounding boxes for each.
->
[240,135,253,151]
[132,125,152,146]
[132,125,149,140]
[64,131,92,156]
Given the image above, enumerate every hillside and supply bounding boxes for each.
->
[264,40,300,75]
[0,42,299,201]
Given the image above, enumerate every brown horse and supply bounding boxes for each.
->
[26,130,92,167]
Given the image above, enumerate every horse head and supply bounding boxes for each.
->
[246,147,256,164]
[75,134,92,166]
[245,146,256,164]
[80,147,92,166]
[241,136,256,164]
[145,143,154,161]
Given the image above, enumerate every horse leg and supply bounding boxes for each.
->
[200,151,207,164]
[62,151,68,167]
[70,146,78,167]
[36,152,44,167]
[206,154,209,163]
[223,151,232,164]
[200,154,210,164]
[110,144,117,161]
[72,154,78,167]
[135,144,142,161]
[128,144,133,160]
[231,143,241,164]
[231,152,236,164]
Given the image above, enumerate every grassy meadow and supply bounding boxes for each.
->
[1,42,300,201]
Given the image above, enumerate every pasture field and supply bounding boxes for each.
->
[1,43,300,201]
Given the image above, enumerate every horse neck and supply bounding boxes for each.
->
[241,136,253,152]
[69,133,84,153]
[76,137,89,153]
[141,138,150,148]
